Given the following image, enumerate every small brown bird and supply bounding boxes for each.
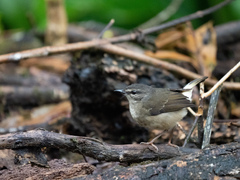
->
[115,77,207,151]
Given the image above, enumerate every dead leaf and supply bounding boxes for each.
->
[155,29,184,49]
[231,102,240,117]
[20,55,70,74]
[145,50,193,63]
[186,21,217,76]
[195,22,217,75]
[151,22,217,76]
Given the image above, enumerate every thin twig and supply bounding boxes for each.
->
[214,119,240,123]
[183,116,199,147]
[138,0,184,29]
[0,39,110,63]
[177,122,188,136]
[187,107,201,117]
[230,123,240,127]
[197,81,205,148]
[202,61,240,98]
[141,0,233,35]
[97,19,115,39]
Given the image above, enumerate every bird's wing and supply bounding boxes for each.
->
[143,89,195,116]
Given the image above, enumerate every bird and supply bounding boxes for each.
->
[115,77,207,151]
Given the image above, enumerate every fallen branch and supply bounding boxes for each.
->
[81,142,240,179]
[0,39,110,63]
[0,129,198,163]
[99,44,240,90]
[0,85,68,107]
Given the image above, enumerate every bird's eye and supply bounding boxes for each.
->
[131,90,137,94]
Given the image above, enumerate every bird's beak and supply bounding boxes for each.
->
[114,89,125,94]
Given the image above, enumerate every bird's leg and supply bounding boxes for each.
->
[140,130,167,152]
[177,122,187,136]
[167,128,179,149]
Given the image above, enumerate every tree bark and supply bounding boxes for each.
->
[81,142,240,180]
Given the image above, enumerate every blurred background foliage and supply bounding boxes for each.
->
[0,0,239,31]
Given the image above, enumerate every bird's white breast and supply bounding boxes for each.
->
[129,100,187,130]
[143,108,187,130]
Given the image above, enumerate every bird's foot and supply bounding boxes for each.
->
[140,131,166,152]
[167,141,179,148]
[167,141,181,154]
[140,141,159,152]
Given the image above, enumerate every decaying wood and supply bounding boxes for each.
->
[0,130,239,179]
[80,142,240,180]
[0,159,95,180]
[0,130,198,163]
[0,85,68,107]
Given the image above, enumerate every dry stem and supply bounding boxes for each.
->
[99,44,240,90]
[202,61,240,98]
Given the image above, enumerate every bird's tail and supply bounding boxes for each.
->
[184,76,208,89]
[182,76,208,101]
